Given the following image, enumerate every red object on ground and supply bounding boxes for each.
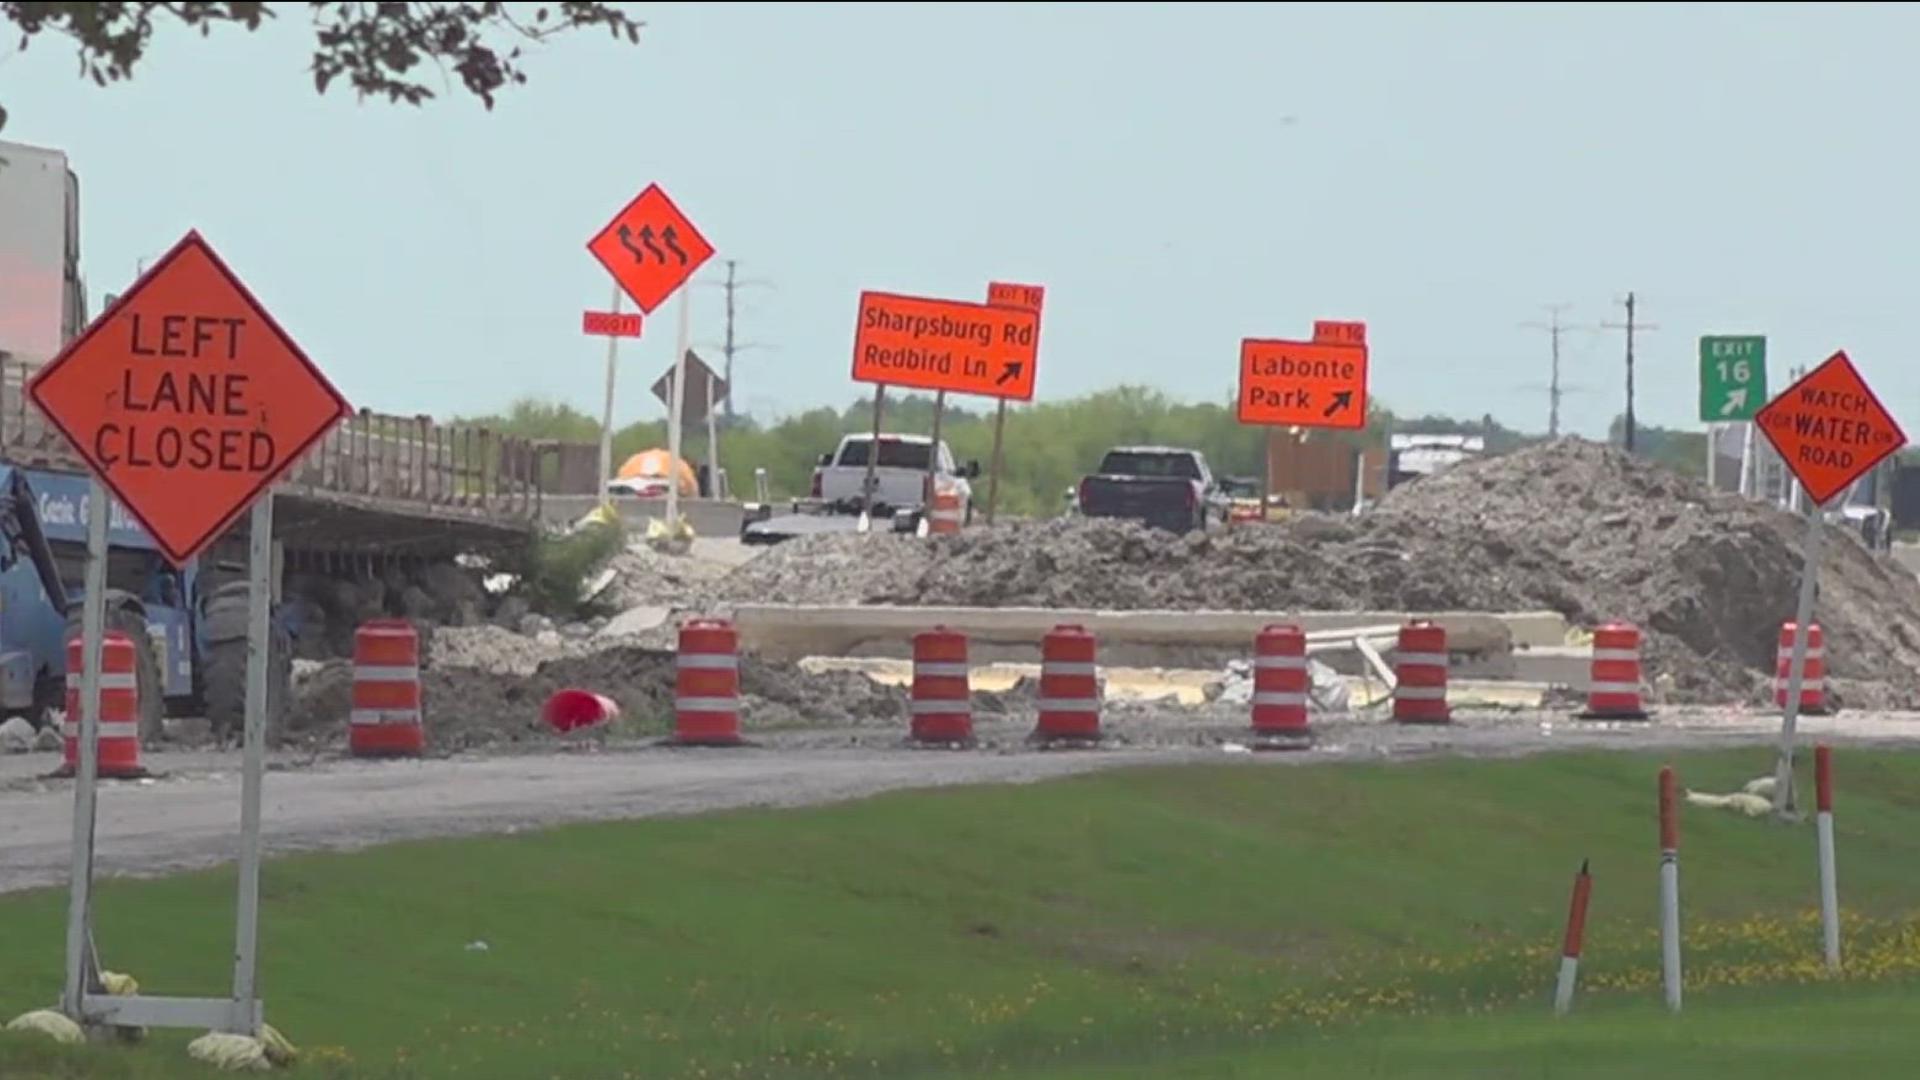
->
[61,631,145,778]
[1659,765,1679,853]
[1816,744,1834,814]
[911,627,973,744]
[1251,624,1311,743]
[543,690,621,734]
[1393,621,1450,724]
[1775,622,1828,714]
[1035,625,1100,741]
[1581,622,1648,720]
[350,619,425,757]
[1562,860,1593,959]
[675,618,742,745]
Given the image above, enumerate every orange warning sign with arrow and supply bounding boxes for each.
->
[1237,338,1369,430]
[586,184,713,314]
[851,291,1041,401]
[1754,350,1907,506]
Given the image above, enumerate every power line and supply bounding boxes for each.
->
[1602,292,1658,453]
[1519,303,1591,438]
[697,260,774,423]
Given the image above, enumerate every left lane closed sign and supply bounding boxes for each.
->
[27,231,353,566]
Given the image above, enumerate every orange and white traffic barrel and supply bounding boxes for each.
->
[1034,624,1100,744]
[1250,624,1311,747]
[927,487,965,536]
[1775,622,1828,715]
[1392,621,1450,724]
[1578,622,1649,720]
[60,630,146,779]
[911,627,973,745]
[675,618,743,746]
[351,619,425,757]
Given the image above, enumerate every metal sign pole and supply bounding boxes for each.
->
[596,285,623,511]
[1771,504,1826,814]
[61,476,112,1021]
[927,389,947,507]
[985,398,1008,525]
[665,290,692,531]
[228,493,273,1033]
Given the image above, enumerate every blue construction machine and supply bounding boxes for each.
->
[0,463,292,742]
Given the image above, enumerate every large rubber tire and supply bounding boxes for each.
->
[201,584,293,745]
[63,600,166,745]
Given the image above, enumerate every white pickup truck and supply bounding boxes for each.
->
[812,434,979,516]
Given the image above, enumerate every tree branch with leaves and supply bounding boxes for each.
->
[0,2,643,134]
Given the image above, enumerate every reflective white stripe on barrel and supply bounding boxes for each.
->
[350,709,421,726]
[62,721,139,739]
[1043,662,1098,677]
[1394,653,1449,667]
[913,662,970,678]
[677,653,738,671]
[1589,681,1643,695]
[1591,649,1641,663]
[1252,692,1309,707]
[1253,656,1308,671]
[352,665,420,682]
[674,697,739,713]
[64,673,138,691]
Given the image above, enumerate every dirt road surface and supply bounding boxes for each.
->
[6,707,1920,895]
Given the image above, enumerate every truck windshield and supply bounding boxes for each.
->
[1100,452,1200,480]
[837,440,931,469]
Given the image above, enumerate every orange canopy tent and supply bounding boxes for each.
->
[615,448,697,496]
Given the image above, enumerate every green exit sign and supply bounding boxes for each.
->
[1699,336,1767,422]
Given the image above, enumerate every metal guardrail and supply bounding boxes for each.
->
[1,358,544,523]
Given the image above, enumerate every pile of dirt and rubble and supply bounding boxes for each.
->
[711,440,1920,707]
[285,632,907,751]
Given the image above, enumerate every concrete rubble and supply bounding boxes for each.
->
[278,439,1920,746]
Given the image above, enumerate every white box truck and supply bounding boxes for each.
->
[0,139,88,370]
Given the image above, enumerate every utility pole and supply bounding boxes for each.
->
[1521,304,1577,438]
[707,260,774,424]
[1603,292,1657,453]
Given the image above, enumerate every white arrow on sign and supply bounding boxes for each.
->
[1720,387,1749,417]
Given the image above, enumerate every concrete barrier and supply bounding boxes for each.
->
[541,495,745,539]
[1895,542,1920,578]
[730,604,1568,665]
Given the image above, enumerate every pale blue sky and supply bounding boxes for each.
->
[6,2,1918,437]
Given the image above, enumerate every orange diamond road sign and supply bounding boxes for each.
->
[1754,350,1907,506]
[26,231,352,566]
[1238,338,1369,430]
[852,291,1042,401]
[586,184,714,314]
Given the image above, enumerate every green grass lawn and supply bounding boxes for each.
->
[5,749,1920,1078]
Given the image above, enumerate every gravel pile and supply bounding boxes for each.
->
[708,439,1920,706]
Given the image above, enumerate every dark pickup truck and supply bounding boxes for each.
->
[1074,447,1227,533]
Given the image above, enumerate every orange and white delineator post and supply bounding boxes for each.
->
[1816,745,1841,972]
[1553,859,1593,1016]
[1659,765,1683,1013]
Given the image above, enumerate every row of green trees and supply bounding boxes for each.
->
[464,390,1703,517]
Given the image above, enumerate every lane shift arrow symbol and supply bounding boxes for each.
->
[996,362,1023,387]
[1720,387,1749,416]
[662,225,689,266]
[1324,390,1354,418]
